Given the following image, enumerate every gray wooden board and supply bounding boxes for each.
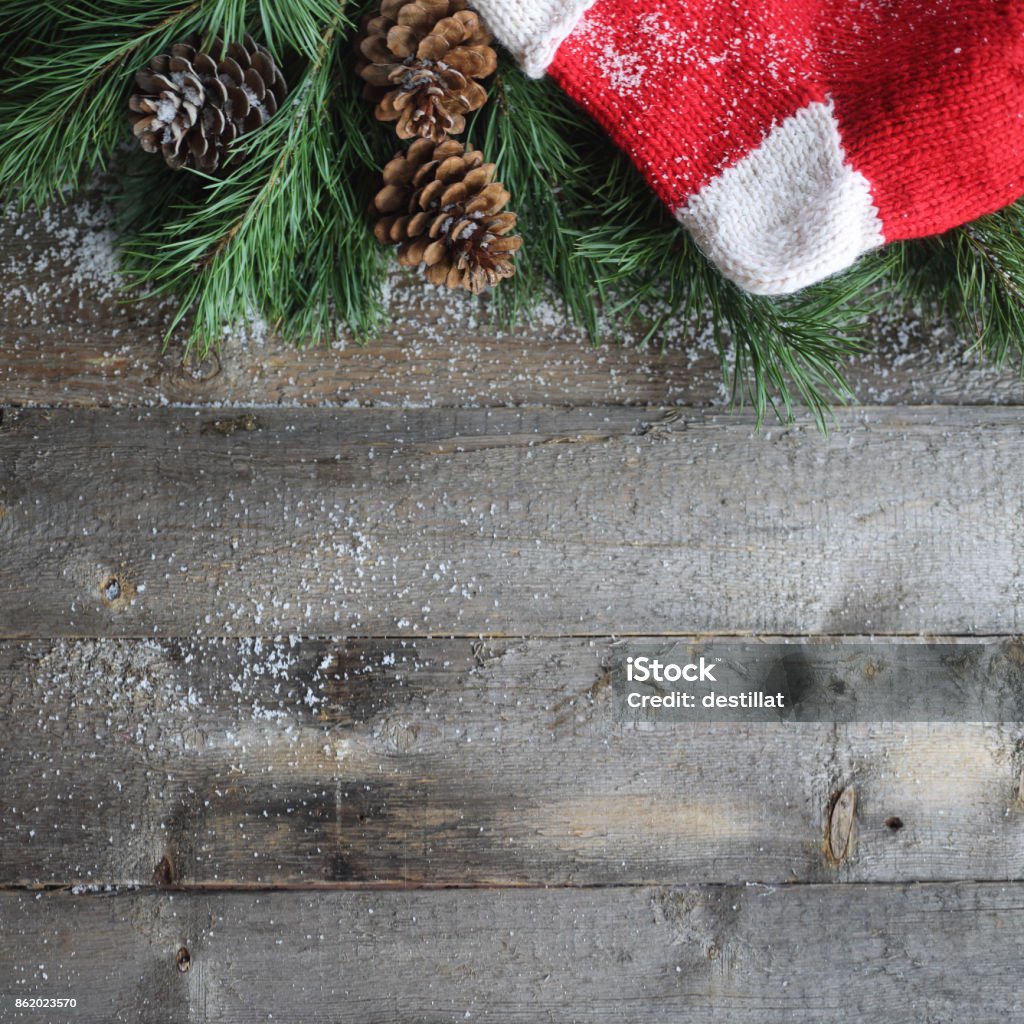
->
[4,208,1024,1024]
[3,637,1024,887]
[2,406,1024,637]
[2,884,1023,1022]
[2,206,1022,409]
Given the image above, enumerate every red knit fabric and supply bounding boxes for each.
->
[549,0,1024,243]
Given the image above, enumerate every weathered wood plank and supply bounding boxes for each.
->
[2,884,1022,1022]
[2,204,1021,409]
[2,406,1023,637]
[3,637,1023,887]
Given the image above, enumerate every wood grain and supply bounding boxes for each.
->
[4,204,1023,1022]
[2,406,1023,638]
[2,205,1022,409]
[3,884,1023,1022]
[3,637,1023,888]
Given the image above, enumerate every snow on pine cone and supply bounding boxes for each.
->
[357,0,496,143]
[129,35,287,173]
[373,137,521,293]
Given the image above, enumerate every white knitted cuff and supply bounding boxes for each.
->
[678,100,885,295]
[471,0,596,77]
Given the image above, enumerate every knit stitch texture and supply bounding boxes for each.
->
[474,0,1024,294]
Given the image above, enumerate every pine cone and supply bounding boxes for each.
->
[373,137,521,293]
[129,34,287,173]
[357,0,496,143]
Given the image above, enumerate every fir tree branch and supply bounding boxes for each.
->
[0,1,207,205]
[892,201,1024,370]
[467,62,615,337]
[468,59,890,425]
[119,7,388,349]
[0,0,343,206]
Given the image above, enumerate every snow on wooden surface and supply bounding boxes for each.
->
[2,199,1022,409]
[2,202,1023,1024]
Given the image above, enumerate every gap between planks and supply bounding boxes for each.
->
[8,875,1024,894]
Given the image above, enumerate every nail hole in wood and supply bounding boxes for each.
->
[99,573,134,610]
[176,947,192,973]
[885,816,904,831]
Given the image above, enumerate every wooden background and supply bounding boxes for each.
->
[2,200,1024,1021]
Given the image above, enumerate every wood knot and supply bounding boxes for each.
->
[153,856,175,887]
[179,348,222,384]
[200,413,260,436]
[175,946,192,973]
[825,785,857,866]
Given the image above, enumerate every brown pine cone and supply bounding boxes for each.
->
[129,34,287,173]
[373,137,521,293]
[357,0,496,143]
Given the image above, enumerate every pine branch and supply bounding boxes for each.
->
[0,1,208,206]
[577,219,899,427]
[466,61,617,336]
[0,0,343,207]
[469,60,890,425]
[894,202,1024,369]
[118,10,388,349]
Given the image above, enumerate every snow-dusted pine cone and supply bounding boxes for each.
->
[129,34,287,172]
[373,137,521,293]
[357,0,496,143]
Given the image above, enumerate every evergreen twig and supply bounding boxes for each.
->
[894,203,1024,369]
[118,11,388,347]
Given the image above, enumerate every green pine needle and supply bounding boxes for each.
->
[470,61,901,426]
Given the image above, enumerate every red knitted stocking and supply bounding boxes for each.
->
[473,0,1024,294]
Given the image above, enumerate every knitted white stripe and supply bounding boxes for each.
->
[471,0,596,77]
[677,100,885,295]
